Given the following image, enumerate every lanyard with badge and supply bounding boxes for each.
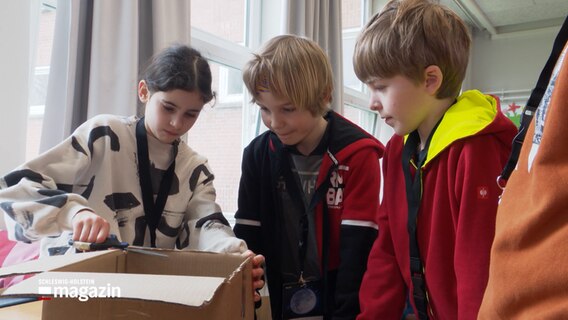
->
[136,117,178,247]
[282,154,336,319]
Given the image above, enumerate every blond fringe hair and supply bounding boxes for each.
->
[353,0,471,99]
[243,35,333,115]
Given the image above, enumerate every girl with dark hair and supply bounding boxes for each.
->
[0,45,264,298]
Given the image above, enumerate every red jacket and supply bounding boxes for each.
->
[358,91,517,320]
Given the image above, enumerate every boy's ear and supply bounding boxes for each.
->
[138,80,150,103]
[322,86,332,104]
[424,65,443,95]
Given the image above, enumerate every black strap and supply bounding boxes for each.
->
[136,117,178,247]
[298,162,334,276]
[402,129,436,320]
[498,15,568,188]
[296,151,336,319]
[321,191,331,320]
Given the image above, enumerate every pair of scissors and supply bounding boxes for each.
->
[68,234,167,257]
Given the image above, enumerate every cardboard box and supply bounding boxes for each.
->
[0,248,253,319]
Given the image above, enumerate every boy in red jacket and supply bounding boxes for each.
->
[234,35,384,319]
[353,0,517,319]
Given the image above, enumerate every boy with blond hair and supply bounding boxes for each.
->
[234,34,384,319]
[353,0,517,319]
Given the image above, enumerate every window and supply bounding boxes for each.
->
[189,1,259,214]
[189,0,392,213]
[27,2,57,160]
[186,63,244,213]
[218,66,245,106]
[344,87,377,135]
[191,0,247,45]
[342,0,365,92]
[341,0,383,138]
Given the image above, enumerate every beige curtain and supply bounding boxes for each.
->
[282,0,344,114]
[40,0,191,152]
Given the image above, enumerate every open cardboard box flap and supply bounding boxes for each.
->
[4,271,226,306]
[0,248,254,319]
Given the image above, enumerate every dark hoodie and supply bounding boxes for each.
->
[234,111,384,320]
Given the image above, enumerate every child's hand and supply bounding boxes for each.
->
[71,209,110,243]
[242,250,266,302]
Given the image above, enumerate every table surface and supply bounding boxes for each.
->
[0,300,41,320]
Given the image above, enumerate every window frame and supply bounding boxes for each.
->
[191,0,384,145]
[341,0,382,137]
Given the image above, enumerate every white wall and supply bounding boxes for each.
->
[370,0,560,98]
[0,1,31,175]
[260,0,283,43]
[467,28,560,93]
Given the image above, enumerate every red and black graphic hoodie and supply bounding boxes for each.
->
[234,111,384,320]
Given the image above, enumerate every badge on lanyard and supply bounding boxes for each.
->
[282,275,323,319]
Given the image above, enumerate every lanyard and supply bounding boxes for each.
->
[292,152,335,319]
[401,129,435,320]
[296,152,337,284]
[135,117,178,247]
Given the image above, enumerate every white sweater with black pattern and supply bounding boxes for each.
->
[0,114,245,257]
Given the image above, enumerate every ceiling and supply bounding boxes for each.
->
[440,0,568,38]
